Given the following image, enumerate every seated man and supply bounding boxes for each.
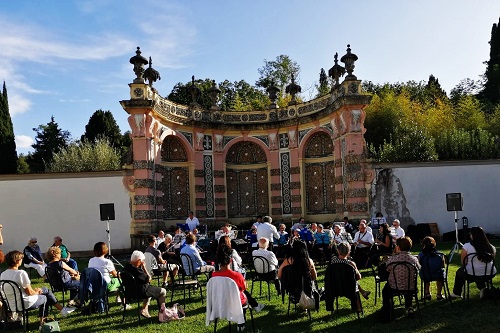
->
[352,221,374,269]
[180,233,215,276]
[380,236,420,322]
[145,234,179,287]
[390,219,405,241]
[53,236,78,271]
[331,224,353,245]
[343,216,355,236]
[252,238,281,295]
[155,230,166,248]
[123,250,168,318]
[215,226,236,241]
[23,237,47,278]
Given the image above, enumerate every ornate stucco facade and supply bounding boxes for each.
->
[120,47,373,234]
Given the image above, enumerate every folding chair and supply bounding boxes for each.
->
[144,252,164,287]
[279,265,312,321]
[368,253,392,305]
[463,252,496,303]
[419,251,451,305]
[386,261,422,322]
[45,266,70,307]
[168,260,200,308]
[0,280,38,332]
[251,256,276,301]
[206,276,255,333]
[325,262,363,319]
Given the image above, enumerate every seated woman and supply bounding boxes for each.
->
[23,237,47,278]
[213,244,265,331]
[373,223,394,254]
[278,240,317,299]
[418,236,445,300]
[218,236,245,277]
[46,246,80,304]
[0,251,75,326]
[123,250,168,318]
[450,226,497,299]
[87,242,121,301]
[332,242,371,300]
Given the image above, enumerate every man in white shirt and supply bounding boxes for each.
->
[352,220,374,268]
[155,230,165,248]
[186,211,199,231]
[252,215,263,229]
[256,216,279,250]
[252,238,281,295]
[391,219,405,240]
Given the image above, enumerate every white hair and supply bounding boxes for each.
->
[258,237,269,249]
[130,250,145,262]
[165,234,173,241]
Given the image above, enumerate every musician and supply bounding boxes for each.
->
[331,225,353,245]
[310,223,318,234]
[312,224,331,260]
[291,217,307,232]
[343,216,355,235]
[186,211,199,231]
[256,216,279,251]
[157,234,179,263]
[145,234,179,287]
[155,230,165,248]
[215,226,236,241]
[390,219,405,240]
[352,221,374,268]
[172,227,186,250]
[252,215,263,228]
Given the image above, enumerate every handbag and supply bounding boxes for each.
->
[298,276,316,310]
[40,320,60,332]
[299,290,316,310]
[159,303,186,322]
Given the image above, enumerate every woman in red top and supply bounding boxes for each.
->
[213,244,264,310]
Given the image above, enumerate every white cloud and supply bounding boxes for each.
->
[9,93,31,116]
[15,135,34,148]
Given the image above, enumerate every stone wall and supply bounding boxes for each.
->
[370,160,500,235]
[0,171,133,254]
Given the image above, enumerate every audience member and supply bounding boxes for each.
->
[418,236,445,301]
[46,246,80,304]
[123,250,168,319]
[53,236,78,271]
[1,251,75,327]
[252,238,281,294]
[379,237,420,322]
[87,242,121,302]
[145,234,179,287]
[23,236,47,278]
[218,235,245,276]
[450,226,497,299]
[391,219,405,240]
[257,216,279,250]
[213,244,265,332]
[180,233,215,276]
[278,240,317,281]
[186,211,200,231]
[331,242,371,303]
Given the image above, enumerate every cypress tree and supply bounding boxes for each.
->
[481,17,500,106]
[0,81,18,174]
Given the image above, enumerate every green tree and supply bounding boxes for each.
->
[16,153,30,173]
[315,68,330,98]
[0,81,18,174]
[453,95,486,130]
[480,16,500,107]
[27,116,71,172]
[47,138,121,172]
[371,121,438,162]
[81,110,122,148]
[435,128,499,160]
[450,78,481,103]
[168,78,214,110]
[255,55,301,96]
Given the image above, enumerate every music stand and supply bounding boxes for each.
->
[100,203,123,268]
[446,193,463,263]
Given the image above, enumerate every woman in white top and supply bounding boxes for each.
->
[0,251,74,325]
[450,226,497,298]
[87,242,120,293]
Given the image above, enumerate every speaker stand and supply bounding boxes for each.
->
[106,219,123,268]
[448,211,463,263]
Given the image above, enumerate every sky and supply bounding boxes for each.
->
[2,0,500,155]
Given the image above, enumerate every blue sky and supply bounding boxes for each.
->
[2,0,499,155]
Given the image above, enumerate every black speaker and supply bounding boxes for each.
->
[100,203,115,221]
[446,193,463,211]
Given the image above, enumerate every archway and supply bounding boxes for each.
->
[225,141,269,217]
[303,131,336,214]
[159,135,190,219]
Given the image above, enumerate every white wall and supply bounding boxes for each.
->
[0,171,131,254]
[371,160,500,236]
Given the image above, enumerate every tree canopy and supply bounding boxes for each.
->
[27,116,71,172]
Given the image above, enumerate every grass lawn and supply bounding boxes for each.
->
[4,239,500,333]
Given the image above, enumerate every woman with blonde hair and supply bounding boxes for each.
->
[46,246,80,303]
